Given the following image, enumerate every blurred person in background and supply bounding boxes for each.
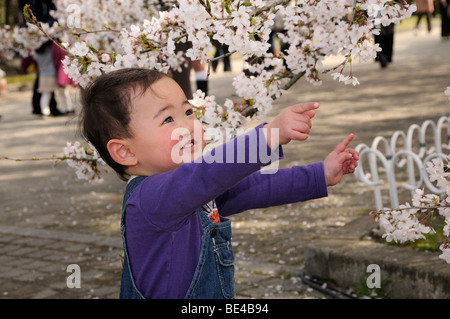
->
[33,40,66,116]
[374,24,395,68]
[51,43,77,114]
[414,0,435,33]
[439,0,450,39]
[0,68,7,96]
[19,0,65,116]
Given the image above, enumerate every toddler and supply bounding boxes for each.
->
[80,68,358,299]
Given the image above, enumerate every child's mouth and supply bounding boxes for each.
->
[181,139,196,151]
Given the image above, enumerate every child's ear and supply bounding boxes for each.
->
[107,139,138,167]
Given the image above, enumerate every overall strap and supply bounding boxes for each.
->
[122,176,146,214]
[120,175,146,299]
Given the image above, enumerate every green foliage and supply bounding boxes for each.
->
[354,276,392,298]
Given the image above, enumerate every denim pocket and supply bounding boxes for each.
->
[214,241,235,298]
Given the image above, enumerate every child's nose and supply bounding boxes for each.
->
[179,117,195,133]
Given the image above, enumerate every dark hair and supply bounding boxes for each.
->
[80,68,168,181]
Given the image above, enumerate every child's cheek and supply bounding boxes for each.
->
[168,139,182,161]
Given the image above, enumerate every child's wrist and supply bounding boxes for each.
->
[323,162,332,187]
[262,123,274,150]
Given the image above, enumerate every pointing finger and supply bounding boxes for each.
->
[291,102,319,115]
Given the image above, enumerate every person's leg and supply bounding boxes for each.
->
[193,60,208,95]
[55,87,75,113]
[40,92,52,116]
[415,13,423,29]
[49,91,64,115]
[426,13,432,32]
[32,76,42,114]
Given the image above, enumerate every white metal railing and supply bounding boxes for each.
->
[354,115,450,210]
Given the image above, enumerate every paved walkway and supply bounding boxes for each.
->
[0,23,449,299]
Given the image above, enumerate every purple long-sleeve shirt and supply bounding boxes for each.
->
[125,125,328,299]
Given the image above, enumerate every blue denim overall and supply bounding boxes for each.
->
[119,176,235,299]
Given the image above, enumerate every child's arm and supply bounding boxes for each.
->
[129,124,282,230]
[216,162,328,216]
[264,102,358,187]
[129,102,322,230]
[215,134,359,216]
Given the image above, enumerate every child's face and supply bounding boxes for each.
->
[125,77,204,176]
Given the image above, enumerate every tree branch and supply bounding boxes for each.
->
[24,5,73,58]
[0,156,98,163]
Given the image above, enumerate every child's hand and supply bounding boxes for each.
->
[323,134,359,187]
[264,102,319,149]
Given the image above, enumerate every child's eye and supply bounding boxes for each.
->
[185,109,194,116]
[163,116,173,124]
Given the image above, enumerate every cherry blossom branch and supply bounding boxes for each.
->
[72,25,121,35]
[252,0,292,17]
[0,156,98,163]
[322,55,352,74]
[1,150,107,183]
[206,50,236,76]
[2,0,419,184]
[278,71,306,94]
[23,5,73,57]
[370,155,450,262]
[373,205,450,214]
